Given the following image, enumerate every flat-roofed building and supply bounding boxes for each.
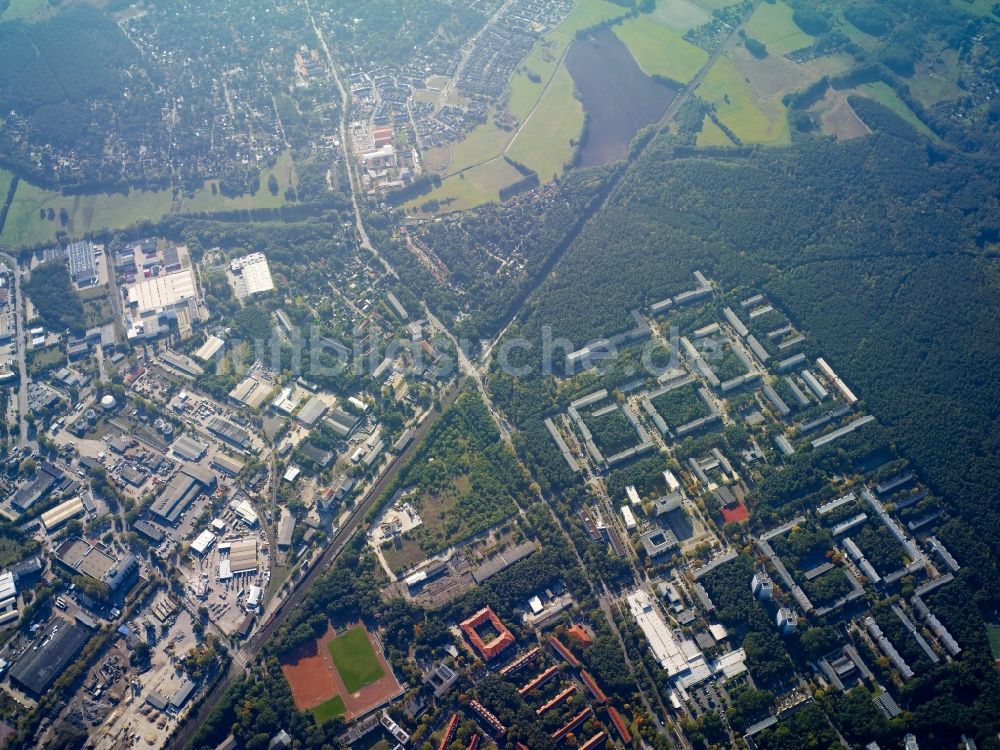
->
[0,572,16,602]
[56,537,116,580]
[231,498,258,527]
[277,509,295,548]
[67,240,98,286]
[190,529,215,556]
[133,519,165,544]
[229,253,275,298]
[124,260,202,340]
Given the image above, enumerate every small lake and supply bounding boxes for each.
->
[566,29,679,167]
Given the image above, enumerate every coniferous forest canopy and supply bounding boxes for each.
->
[2,0,1000,749]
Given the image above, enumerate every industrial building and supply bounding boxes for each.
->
[190,530,216,556]
[150,465,216,525]
[277,509,296,548]
[470,542,535,584]
[229,253,275,298]
[296,395,329,427]
[228,376,272,410]
[40,496,86,531]
[194,335,226,362]
[66,240,98,286]
[326,407,360,437]
[207,416,253,452]
[227,538,259,574]
[171,434,208,461]
[11,462,64,511]
[9,619,91,697]
[124,264,202,340]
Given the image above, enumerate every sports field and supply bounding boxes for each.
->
[282,623,400,723]
[327,626,386,693]
[987,624,1000,660]
[311,695,346,723]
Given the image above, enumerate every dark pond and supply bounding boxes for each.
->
[565,29,679,167]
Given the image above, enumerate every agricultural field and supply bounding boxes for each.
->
[810,89,871,141]
[408,159,526,214]
[691,0,743,10]
[184,150,299,212]
[852,82,938,140]
[696,55,790,145]
[0,180,172,248]
[648,0,712,33]
[0,0,51,21]
[415,0,623,211]
[948,0,998,16]
[732,43,815,99]
[614,12,709,84]
[742,0,813,56]
[505,63,583,184]
[908,48,965,107]
[0,169,12,203]
[695,115,735,146]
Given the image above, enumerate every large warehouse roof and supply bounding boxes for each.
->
[41,496,85,531]
[9,620,90,697]
[228,538,258,573]
[126,267,197,314]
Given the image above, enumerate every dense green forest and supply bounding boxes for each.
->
[22,259,84,335]
[499,103,1000,592]
[393,389,530,555]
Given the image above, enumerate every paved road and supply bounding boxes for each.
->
[167,377,462,750]
[303,0,397,279]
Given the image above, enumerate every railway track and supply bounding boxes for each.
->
[167,378,463,750]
